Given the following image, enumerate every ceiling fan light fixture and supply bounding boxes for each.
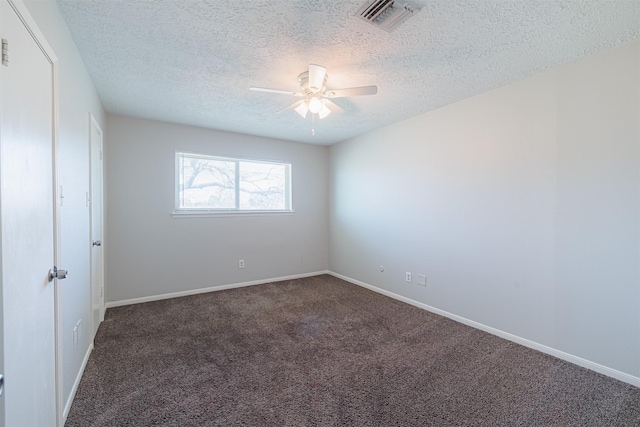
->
[252,64,378,122]
[318,104,331,119]
[294,101,309,118]
[308,96,323,114]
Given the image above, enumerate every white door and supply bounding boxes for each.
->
[90,114,104,338]
[0,240,3,427]
[0,0,59,425]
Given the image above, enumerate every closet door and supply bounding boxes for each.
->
[0,0,60,425]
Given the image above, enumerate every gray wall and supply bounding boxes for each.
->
[24,0,106,418]
[106,114,329,302]
[329,41,640,379]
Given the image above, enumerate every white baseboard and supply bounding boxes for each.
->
[63,342,94,423]
[103,269,639,388]
[328,271,640,389]
[105,270,331,309]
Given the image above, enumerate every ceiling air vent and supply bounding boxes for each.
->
[355,0,419,32]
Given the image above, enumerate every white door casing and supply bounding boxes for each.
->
[90,113,104,338]
[0,0,61,425]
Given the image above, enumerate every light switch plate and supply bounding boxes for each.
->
[417,274,426,286]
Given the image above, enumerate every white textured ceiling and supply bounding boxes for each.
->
[56,0,640,145]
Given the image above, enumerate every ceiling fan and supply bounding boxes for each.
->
[250,64,378,120]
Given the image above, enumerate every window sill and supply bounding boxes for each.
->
[171,210,294,219]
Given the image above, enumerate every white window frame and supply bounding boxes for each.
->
[173,151,293,217]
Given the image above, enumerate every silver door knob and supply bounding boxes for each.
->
[92,240,102,247]
[48,266,68,282]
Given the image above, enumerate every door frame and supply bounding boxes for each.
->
[89,113,104,335]
[1,1,62,425]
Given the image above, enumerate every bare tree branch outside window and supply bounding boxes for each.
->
[177,153,290,211]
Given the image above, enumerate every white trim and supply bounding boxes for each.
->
[105,270,331,308]
[62,343,93,424]
[171,210,294,219]
[328,271,640,389]
[7,0,57,63]
[89,113,105,338]
[104,269,640,388]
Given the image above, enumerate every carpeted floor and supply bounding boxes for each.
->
[66,274,640,426]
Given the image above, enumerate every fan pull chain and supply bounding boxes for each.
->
[311,113,316,136]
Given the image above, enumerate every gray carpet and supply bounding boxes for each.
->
[66,274,640,426]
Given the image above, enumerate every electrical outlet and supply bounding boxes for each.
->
[239,259,245,269]
[405,272,412,283]
[417,274,426,286]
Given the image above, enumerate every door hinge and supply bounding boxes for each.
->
[2,39,8,66]
[100,150,103,161]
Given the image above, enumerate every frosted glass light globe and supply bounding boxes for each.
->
[308,96,322,114]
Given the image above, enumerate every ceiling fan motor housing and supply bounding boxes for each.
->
[298,71,328,94]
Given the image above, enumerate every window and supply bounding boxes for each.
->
[175,152,292,214]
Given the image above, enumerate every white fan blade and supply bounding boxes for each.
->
[308,64,327,93]
[324,85,378,98]
[250,87,304,96]
[277,99,305,113]
[278,100,309,118]
[294,102,309,118]
[322,99,344,114]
